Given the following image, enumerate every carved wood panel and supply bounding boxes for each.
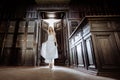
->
[114,32,120,52]
[0,21,7,33]
[0,34,4,47]
[26,35,34,48]
[93,32,120,70]
[17,20,37,66]
[69,12,80,18]
[76,42,84,67]
[16,34,25,48]
[4,34,13,47]
[18,21,26,33]
[8,21,16,33]
[69,19,80,35]
[2,48,11,65]
[85,37,95,68]
[23,49,35,66]
[70,47,75,66]
[111,21,120,31]
[90,21,113,31]
[28,21,35,33]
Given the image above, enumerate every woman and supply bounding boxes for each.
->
[41,26,58,69]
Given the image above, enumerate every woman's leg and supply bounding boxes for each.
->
[49,59,52,68]
[52,59,54,67]
[49,59,54,68]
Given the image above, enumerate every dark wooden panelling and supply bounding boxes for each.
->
[68,19,80,35]
[41,20,48,43]
[69,12,80,19]
[69,16,120,76]
[0,20,37,66]
[114,32,120,51]
[23,49,35,66]
[53,20,67,66]
[92,32,120,71]
[4,34,14,47]
[90,21,113,31]
[1,48,11,65]
[70,47,75,66]
[76,42,84,67]
[0,34,4,47]
[8,21,16,33]
[83,24,90,37]
[0,21,7,33]
[111,21,120,31]
[18,21,26,33]
[85,37,95,68]
[1,48,21,66]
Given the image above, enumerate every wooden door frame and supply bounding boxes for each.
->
[37,10,69,66]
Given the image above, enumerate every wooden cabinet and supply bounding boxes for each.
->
[69,16,120,75]
[0,20,38,66]
[92,32,120,71]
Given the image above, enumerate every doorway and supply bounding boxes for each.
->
[38,11,68,66]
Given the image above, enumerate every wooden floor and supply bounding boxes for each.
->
[0,66,117,80]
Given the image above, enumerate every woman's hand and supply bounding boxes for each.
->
[56,43,58,47]
[55,42,58,47]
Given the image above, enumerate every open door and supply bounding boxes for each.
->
[40,20,49,65]
[38,11,67,66]
[54,20,66,65]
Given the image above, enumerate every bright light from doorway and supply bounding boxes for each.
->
[43,19,61,28]
[47,13,56,18]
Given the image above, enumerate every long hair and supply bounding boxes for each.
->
[48,27,54,34]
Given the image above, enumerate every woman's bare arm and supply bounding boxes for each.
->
[54,33,58,47]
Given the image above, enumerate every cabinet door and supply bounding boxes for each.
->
[70,47,75,66]
[0,21,7,55]
[0,21,7,33]
[114,32,120,51]
[0,21,16,66]
[2,48,11,65]
[25,21,36,66]
[0,20,37,66]
[17,21,26,65]
[0,34,4,48]
[76,42,84,67]
[85,37,96,69]
[0,21,7,63]
[92,32,120,70]
[17,20,37,66]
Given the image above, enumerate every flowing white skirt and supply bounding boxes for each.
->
[41,40,58,63]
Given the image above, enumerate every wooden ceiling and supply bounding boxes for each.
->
[35,0,70,4]
[0,0,119,8]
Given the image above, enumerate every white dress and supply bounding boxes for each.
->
[41,34,58,63]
